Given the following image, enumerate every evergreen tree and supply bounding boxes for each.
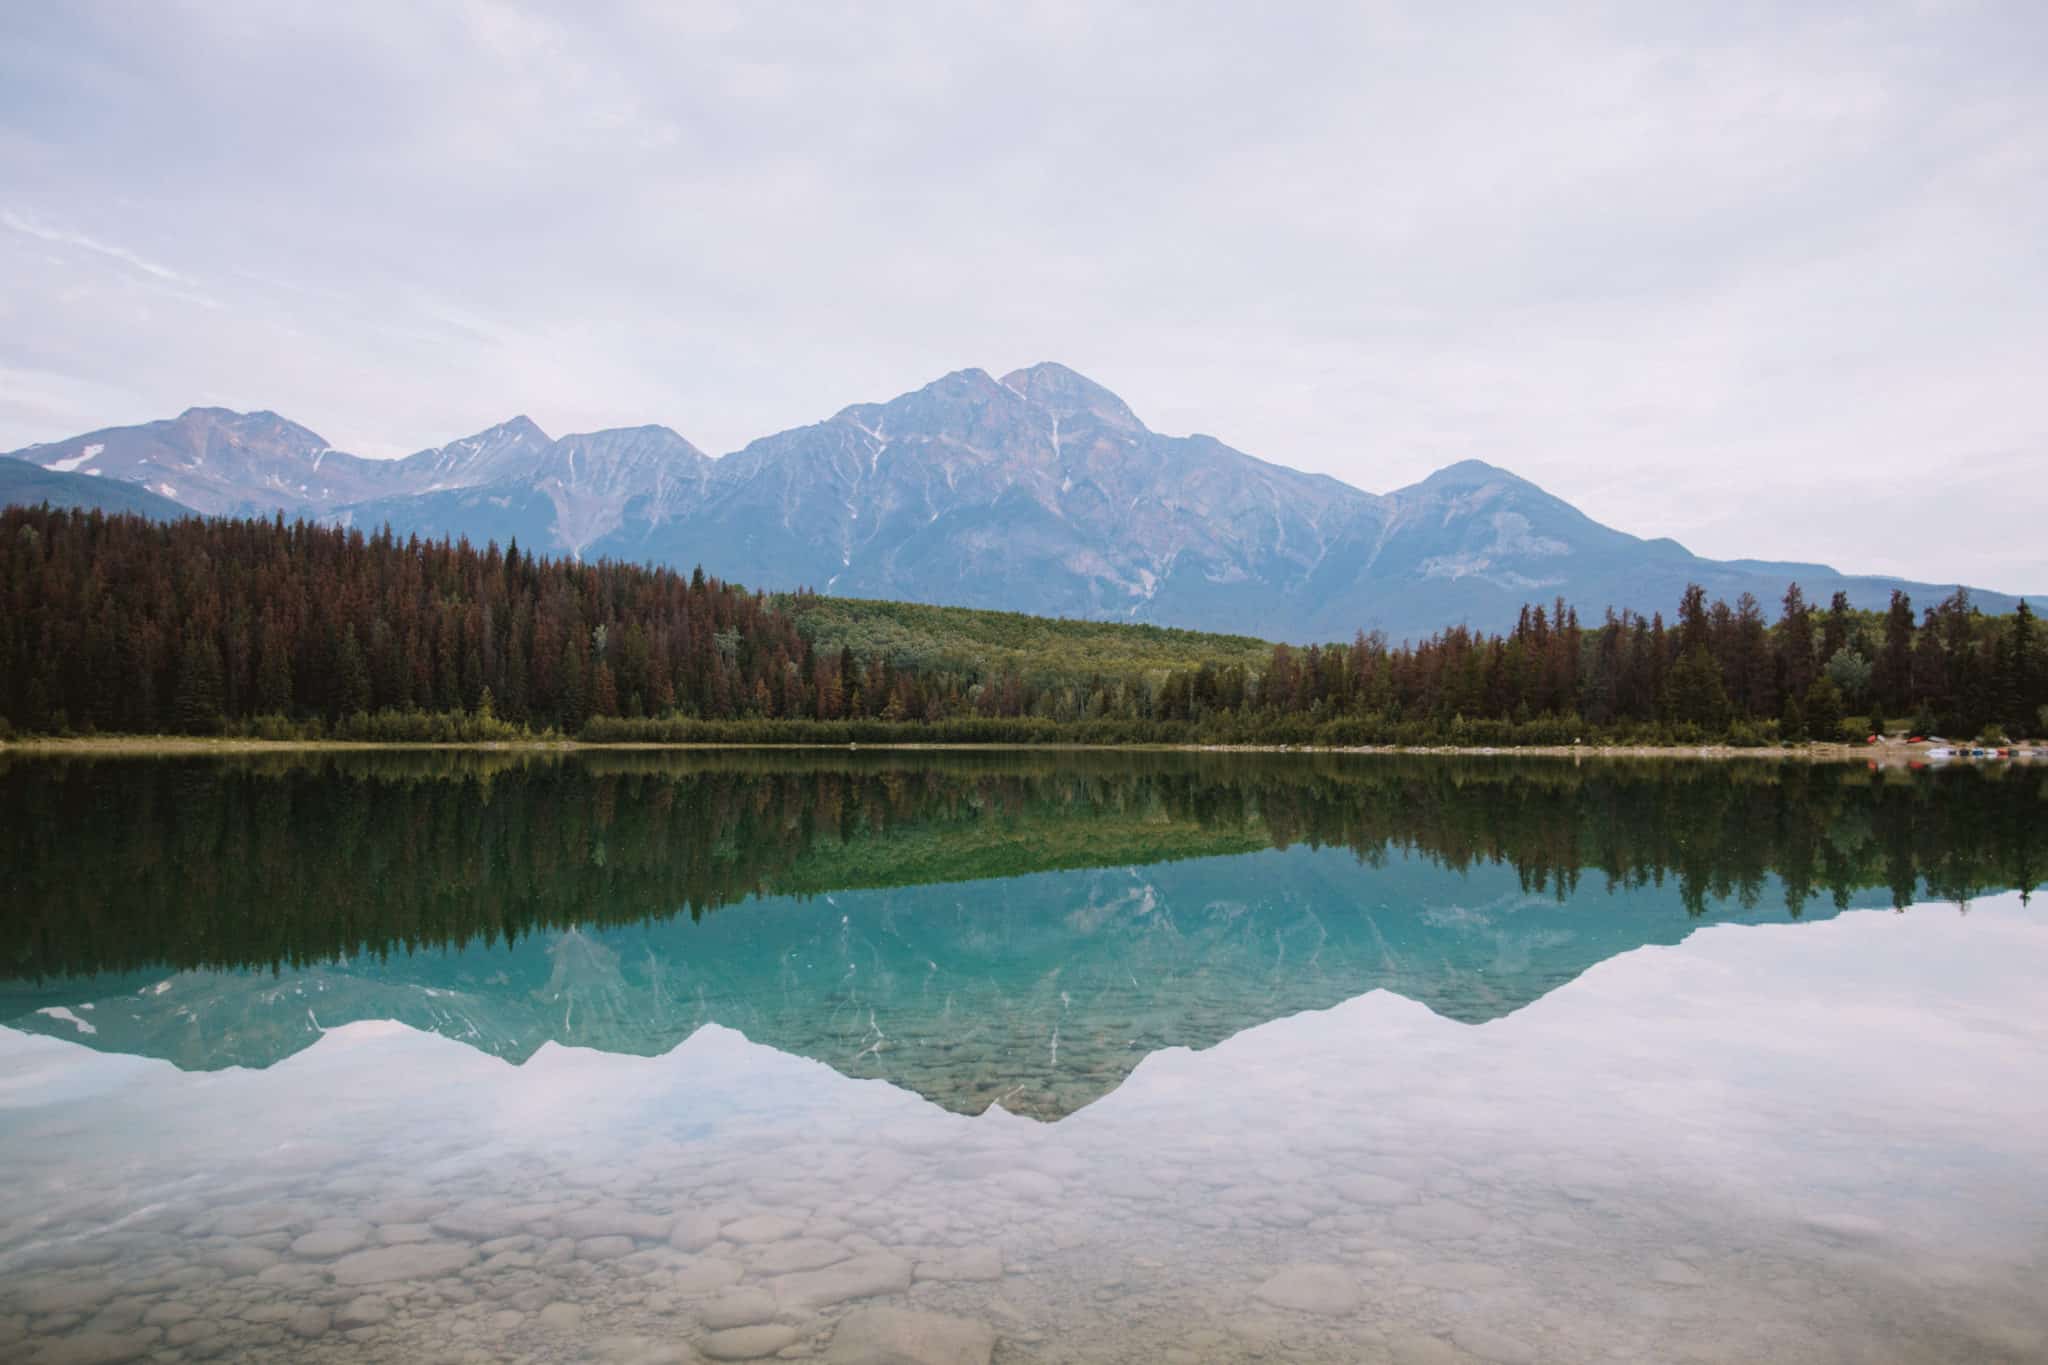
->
[1776,584,1816,703]
[590,661,619,721]
[1821,591,1852,661]
[256,619,293,715]
[1805,675,1844,743]
[172,627,225,734]
[557,635,587,731]
[2007,600,2038,732]
[1878,590,1914,710]
[1664,646,1730,730]
[334,625,372,719]
[1780,693,1807,744]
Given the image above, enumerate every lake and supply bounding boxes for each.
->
[1,752,2044,1364]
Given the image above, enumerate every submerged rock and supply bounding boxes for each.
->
[559,1207,676,1242]
[1391,1200,1490,1241]
[697,1288,780,1330]
[825,1306,996,1365]
[205,1246,280,1277]
[1253,1263,1360,1315]
[671,1258,745,1296]
[1652,1258,1706,1287]
[1388,1334,1464,1365]
[1335,1173,1414,1205]
[721,1215,805,1245]
[752,1237,849,1274]
[27,1328,161,1365]
[329,1241,478,1286]
[699,1323,801,1360]
[12,1282,115,1317]
[430,1202,548,1241]
[669,1213,722,1252]
[912,1246,1003,1282]
[538,1302,584,1333]
[289,1226,368,1259]
[1452,1325,1538,1364]
[772,1252,913,1310]
[286,1306,331,1339]
[1405,1261,1513,1292]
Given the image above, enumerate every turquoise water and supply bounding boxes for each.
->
[0,754,2043,1363]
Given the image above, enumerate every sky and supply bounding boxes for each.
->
[1,1,2043,590]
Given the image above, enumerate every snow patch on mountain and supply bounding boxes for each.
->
[44,443,103,473]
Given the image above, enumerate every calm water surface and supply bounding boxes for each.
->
[1,753,2044,1364]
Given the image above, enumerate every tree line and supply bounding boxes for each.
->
[0,505,2040,744]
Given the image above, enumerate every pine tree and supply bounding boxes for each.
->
[334,625,371,719]
[172,627,225,734]
[256,619,293,715]
[590,661,619,720]
[1664,646,1730,730]
[1805,675,1844,743]
[2008,599,2038,732]
[1776,584,1815,704]
[1878,590,1914,710]
[1780,693,1808,744]
[1821,591,1852,661]
[557,635,587,731]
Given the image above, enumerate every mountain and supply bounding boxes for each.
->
[333,421,714,557]
[8,367,2031,641]
[5,406,411,516]
[588,364,1391,630]
[0,456,192,520]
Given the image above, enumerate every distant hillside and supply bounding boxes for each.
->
[9,365,2033,642]
[775,594,1274,682]
[0,456,191,520]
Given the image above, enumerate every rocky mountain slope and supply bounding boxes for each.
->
[8,366,2026,641]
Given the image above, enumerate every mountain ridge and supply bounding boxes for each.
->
[6,365,2030,641]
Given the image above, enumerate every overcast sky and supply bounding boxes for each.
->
[2,2,2042,589]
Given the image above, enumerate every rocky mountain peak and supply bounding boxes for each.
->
[173,406,333,459]
[999,362,1144,433]
[1412,457,1515,489]
[401,415,557,489]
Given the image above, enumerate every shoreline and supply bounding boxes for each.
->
[0,735,1983,763]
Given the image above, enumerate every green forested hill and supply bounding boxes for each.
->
[774,593,1274,681]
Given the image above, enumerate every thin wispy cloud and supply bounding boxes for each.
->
[4,210,193,284]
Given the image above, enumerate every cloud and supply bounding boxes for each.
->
[0,1,2041,590]
[2,210,192,283]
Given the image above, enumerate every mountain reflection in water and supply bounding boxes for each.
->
[1,752,2039,1119]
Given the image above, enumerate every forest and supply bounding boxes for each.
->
[0,504,2041,746]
